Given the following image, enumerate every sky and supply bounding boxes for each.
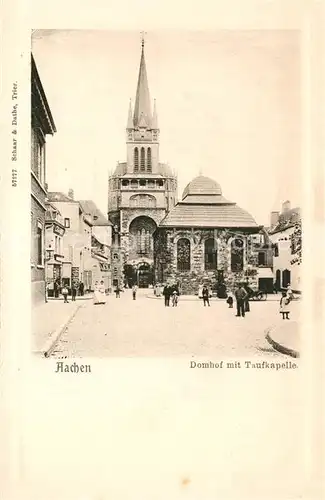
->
[32,29,302,226]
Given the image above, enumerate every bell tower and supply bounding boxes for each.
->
[126,37,160,174]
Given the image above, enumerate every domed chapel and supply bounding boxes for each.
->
[154,175,274,295]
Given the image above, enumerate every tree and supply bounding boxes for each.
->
[290,219,302,265]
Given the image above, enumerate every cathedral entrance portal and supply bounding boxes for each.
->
[137,262,154,288]
[124,262,154,288]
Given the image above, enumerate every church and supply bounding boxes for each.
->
[107,39,177,288]
[108,38,273,293]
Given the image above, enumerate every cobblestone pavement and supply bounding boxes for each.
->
[32,300,80,353]
[50,289,301,358]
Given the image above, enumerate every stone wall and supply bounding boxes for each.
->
[154,228,267,294]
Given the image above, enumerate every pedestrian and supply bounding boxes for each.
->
[163,284,171,307]
[71,283,77,301]
[172,288,179,307]
[226,294,234,308]
[202,285,210,307]
[279,291,291,320]
[79,282,84,296]
[132,284,138,300]
[54,279,60,298]
[234,283,248,317]
[98,280,106,304]
[243,283,253,312]
[62,284,69,303]
[273,282,278,294]
[115,285,121,298]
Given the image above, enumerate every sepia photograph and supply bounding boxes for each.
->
[31,29,302,359]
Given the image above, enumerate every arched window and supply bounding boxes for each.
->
[134,148,139,172]
[275,269,281,289]
[140,147,145,172]
[282,269,291,288]
[177,238,191,271]
[231,238,244,272]
[205,238,217,270]
[147,147,152,172]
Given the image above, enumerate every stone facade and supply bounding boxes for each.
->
[154,228,273,295]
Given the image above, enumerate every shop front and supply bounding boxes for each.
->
[84,254,111,292]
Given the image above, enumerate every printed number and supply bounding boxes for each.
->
[12,169,18,187]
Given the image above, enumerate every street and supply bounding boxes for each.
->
[50,290,298,358]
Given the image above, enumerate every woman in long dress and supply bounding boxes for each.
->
[98,280,106,304]
[279,291,291,320]
[93,281,101,305]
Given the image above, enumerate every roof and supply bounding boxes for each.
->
[269,207,300,234]
[48,192,75,203]
[159,203,259,228]
[133,44,152,128]
[31,54,56,134]
[181,194,233,205]
[45,201,62,214]
[79,200,112,226]
[159,174,258,228]
[182,176,222,199]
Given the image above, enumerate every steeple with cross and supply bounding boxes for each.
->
[126,33,160,174]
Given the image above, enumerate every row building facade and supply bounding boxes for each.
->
[268,201,301,293]
[31,54,56,304]
[48,191,112,293]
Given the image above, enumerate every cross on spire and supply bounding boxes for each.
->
[140,31,147,48]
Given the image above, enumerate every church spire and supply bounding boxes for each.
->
[133,35,152,128]
[127,99,133,128]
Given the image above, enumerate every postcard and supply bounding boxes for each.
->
[0,1,323,498]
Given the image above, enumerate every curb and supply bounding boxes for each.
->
[43,304,82,358]
[265,326,300,358]
[146,295,281,302]
[47,296,93,301]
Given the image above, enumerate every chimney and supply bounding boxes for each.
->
[270,211,280,228]
[68,189,74,200]
[282,200,291,213]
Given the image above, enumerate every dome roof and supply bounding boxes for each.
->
[182,175,222,199]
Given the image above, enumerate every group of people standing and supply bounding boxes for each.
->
[55,280,84,303]
[162,284,180,307]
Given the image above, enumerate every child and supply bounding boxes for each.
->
[280,291,291,320]
[62,285,69,303]
[226,294,234,308]
[172,290,179,307]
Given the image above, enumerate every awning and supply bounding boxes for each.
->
[257,268,274,279]
[91,254,109,264]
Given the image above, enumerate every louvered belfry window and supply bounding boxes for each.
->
[147,147,152,172]
[140,147,145,172]
[177,238,191,271]
[134,148,139,172]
